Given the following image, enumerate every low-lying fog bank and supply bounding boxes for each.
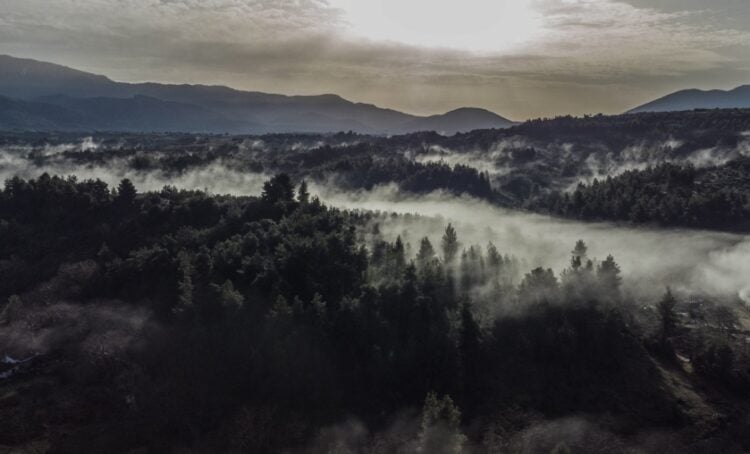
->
[312,183,750,305]
[2,147,748,306]
[0,148,271,195]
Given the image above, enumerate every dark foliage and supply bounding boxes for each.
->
[529,160,750,230]
[5,109,750,231]
[1,172,749,451]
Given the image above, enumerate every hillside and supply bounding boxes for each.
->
[629,85,750,113]
[3,94,251,133]
[0,55,514,134]
[403,107,512,134]
[1,173,748,452]
[3,108,750,231]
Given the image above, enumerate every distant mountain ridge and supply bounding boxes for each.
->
[0,55,515,134]
[628,85,750,113]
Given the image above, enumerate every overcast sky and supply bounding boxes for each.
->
[1,0,748,119]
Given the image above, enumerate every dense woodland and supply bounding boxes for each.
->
[2,109,750,231]
[528,159,750,230]
[1,173,749,452]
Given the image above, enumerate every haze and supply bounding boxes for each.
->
[2,141,747,305]
[1,0,748,119]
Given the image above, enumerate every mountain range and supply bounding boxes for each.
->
[628,85,750,113]
[0,55,514,135]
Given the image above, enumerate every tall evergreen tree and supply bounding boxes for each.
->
[262,173,295,204]
[657,287,678,343]
[417,237,436,269]
[441,224,459,264]
[597,254,622,295]
[297,180,310,204]
[571,240,587,270]
[115,178,137,208]
[418,392,466,454]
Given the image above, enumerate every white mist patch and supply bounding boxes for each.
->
[699,241,750,306]
[685,147,733,168]
[0,149,270,196]
[312,183,750,303]
[3,146,749,304]
[575,152,650,189]
[2,354,36,365]
[574,139,676,188]
[411,145,512,177]
[80,136,98,152]
[239,139,268,154]
[571,138,744,189]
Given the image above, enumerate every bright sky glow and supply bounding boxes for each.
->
[1,0,748,118]
[329,0,544,53]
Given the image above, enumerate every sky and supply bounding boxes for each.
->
[0,0,748,119]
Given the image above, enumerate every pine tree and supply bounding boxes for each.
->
[418,392,466,454]
[571,240,587,269]
[297,180,310,204]
[657,287,678,343]
[441,223,459,264]
[518,267,558,304]
[262,174,295,204]
[417,237,436,267]
[115,178,137,207]
[213,279,244,312]
[392,236,407,276]
[597,254,622,295]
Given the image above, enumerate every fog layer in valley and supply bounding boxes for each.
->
[0,141,271,195]
[314,183,750,305]
[2,141,747,306]
[407,134,750,191]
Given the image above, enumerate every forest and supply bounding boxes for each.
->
[1,108,749,231]
[1,172,750,453]
[528,160,750,230]
[4,0,750,451]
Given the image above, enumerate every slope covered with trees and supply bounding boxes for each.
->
[1,174,749,452]
[4,108,750,231]
[528,159,750,230]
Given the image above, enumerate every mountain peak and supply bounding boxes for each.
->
[0,54,112,83]
[628,85,750,113]
[440,107,510,120]
[445,107,493,114]
[403,106,514,135]
[0,54,514,134]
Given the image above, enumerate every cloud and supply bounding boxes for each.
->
[0,0,748,118]
[529,0,750,77]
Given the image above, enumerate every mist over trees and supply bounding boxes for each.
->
[1,111,750,452]
[2,108,750,232]
[2,172,750,452]
[529,160,750,230]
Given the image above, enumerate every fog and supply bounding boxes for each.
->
[2,141,750,452]
[408,144,513,178]
[578,138,750,186]
[0,143,271,195]
[405,135,750,191]
[2,143,749,306]
[312,183,750,305]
